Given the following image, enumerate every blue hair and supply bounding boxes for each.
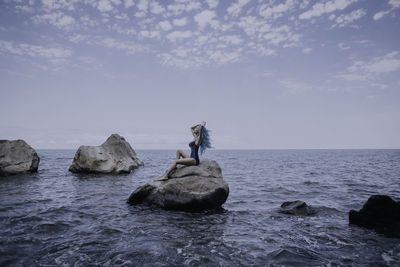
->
[200,127,212,155]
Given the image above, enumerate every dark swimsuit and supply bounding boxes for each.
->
[189,141,200,165]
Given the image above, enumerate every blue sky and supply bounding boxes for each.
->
[0,0,399,149]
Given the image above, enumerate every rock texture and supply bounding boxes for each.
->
[349,195,400,237]
[279,200,315,216]
[69,134,143,174]
[128,160,229,210]
[0,139,40,175]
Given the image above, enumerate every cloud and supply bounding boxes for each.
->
[373,0,400,20]
[331,8,366,28]
[166,30,193,42]
[302,47,312,54]
[124,0,135,8]
[0,40,73,60]
[337,51,400,82]
[299,0,358,20]
[33,11,76,30]
[150,1,165,14]
[338,42,350,51]
[173,17,188,27]
[194,10,218,29]
[227,0,250,17]
[259,0,295,19]
[99,38,147,54]
[97,0,114,12]
[206,0,219,9]
[158,20,172,31]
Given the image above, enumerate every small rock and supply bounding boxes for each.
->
[0,139,40,175]
[279,200,315,216]
[349,195,400,237]
[69,134,143,174]
[127,160,229,211]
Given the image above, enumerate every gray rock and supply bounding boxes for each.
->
[0,139,40,175]
[69,134,143,174]
[128,160,229,210]
[279,200,315,216]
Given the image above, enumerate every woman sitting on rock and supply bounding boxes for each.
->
[156,121,212,181]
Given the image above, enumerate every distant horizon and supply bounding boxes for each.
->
[1,0,399,149]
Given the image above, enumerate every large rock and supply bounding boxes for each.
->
[349,195,400,237]
[279,200,316,216]
[0,139,40,175]
[128,160,229,210]
[69,134,143,174]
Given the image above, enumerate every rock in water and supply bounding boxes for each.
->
[279,200,315,216]
[349,195,400,237]
[128,160,229,210]
[0,139,40,175]
[69,134,143,174]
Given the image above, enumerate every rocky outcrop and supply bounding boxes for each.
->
[349,195,400,237]
[0,139,40,175]
[279,200,316,216]
[128,160,229,210]
[69,134,143,174]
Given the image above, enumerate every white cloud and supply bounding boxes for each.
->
[331,9,366,28]
[166,30,193,42]
[373,10,390,20]
[219,35,243,45]
[124,0,134,8]
[227,0,250,16]
[150,1,165,14]
[173,17,188,26]
[140,30,160,39]
[299,0,358,20]
[194,10,218,29]
[158,20,172,31]
[208,50,241,64]
[338,42,350,51]
[0,40,73,60]
[97,0,113,12]
[33,11,76,30]
[137,0,149,12]
[206,0,219,9]
[302,47,312,54]
[259,0,295,19]
[373,0,400,20]
[99,38,147,54]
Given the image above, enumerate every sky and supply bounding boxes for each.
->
[0,0,399,150]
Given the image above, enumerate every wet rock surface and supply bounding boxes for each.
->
[349,195,400,237]
[279,200,316,216]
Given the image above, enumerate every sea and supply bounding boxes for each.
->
[1,149,399,266]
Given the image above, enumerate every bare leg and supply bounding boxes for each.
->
[156,158,196,181]
[176,149,189,159]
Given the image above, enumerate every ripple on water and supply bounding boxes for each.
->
[0,149,399,266]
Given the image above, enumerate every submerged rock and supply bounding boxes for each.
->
[279,200,315,216]
[127,160,229,210]
[69,134,143,174]
[349,195,400,237]
[0,139,40,175]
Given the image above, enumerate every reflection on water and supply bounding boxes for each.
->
[0,149,399,266]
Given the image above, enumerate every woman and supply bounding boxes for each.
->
[156,121,211,181]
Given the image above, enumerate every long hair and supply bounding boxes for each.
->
[200,127,212,155]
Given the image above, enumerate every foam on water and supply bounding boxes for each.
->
[0,149,400,266]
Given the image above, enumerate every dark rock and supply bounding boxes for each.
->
[0,139,40,175]
[349,195,400,237]
[127,160,229,211]
[279,200,316,216]
[69,134,143,174]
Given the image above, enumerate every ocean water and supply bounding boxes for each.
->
[0,149,400,266]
